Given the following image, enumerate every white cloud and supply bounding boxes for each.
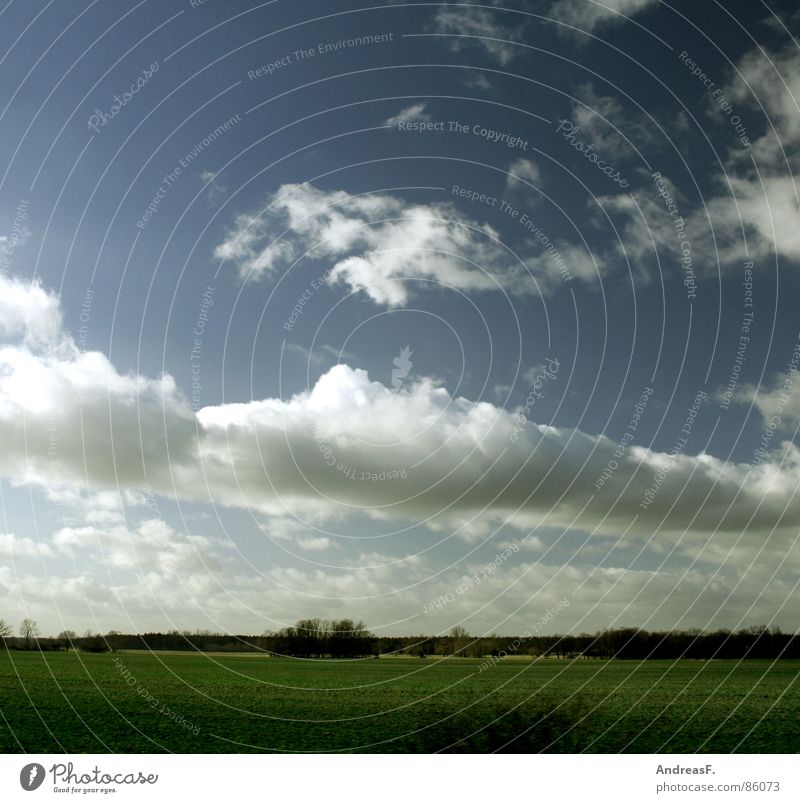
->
[3,269,800,560]
[262,516,337,552]
[284,342,356,369]
[295,536,335,552]
[0,273,63,347]
[213,182,568,305]
[599,46,800,277]
[429,4,525,65]
[549,0,658,34]
[200,169,228,202]
[726,46,800,162]
[0,341,196,491]
[506,158,541,191]
[53,518,229,576]
[701,174,800,265]
[4,529,800,635]
[465,72,493,91]
[383,103,431,127]
[565,84,661,164]
[724,362,800,429]
[186,364,800,540]
[0,533,53,560]
[695,47,800,265]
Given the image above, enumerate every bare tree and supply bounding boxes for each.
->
[0,618,12,646]
[296,618,326,657]
[20,618,40,649]
[449,625,470,656]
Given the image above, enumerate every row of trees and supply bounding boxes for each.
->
[0,618,41,649]
[0,619,111,652]
[267,618,373,658]
[3,618,799,660]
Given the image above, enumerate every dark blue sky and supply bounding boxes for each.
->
[1,0,799,635]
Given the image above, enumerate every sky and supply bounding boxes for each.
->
[0,0,799,637]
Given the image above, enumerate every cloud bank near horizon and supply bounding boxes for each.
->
[2,271,800,546]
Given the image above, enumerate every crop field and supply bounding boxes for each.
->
[0,651,797,753]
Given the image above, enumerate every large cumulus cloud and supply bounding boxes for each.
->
[2,271,800,541]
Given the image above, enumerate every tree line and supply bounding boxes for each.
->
[2,618,799,660]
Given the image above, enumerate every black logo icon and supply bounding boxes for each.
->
[20,763,46,791]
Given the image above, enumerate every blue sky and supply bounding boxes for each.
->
[1,0,799,637]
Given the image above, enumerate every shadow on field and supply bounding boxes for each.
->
[407,700,585,753]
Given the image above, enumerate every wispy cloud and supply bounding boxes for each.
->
[595,45,800,280]
[429,4,526,65]
[213,183,572,305]
[506,157,541,191]
[383,103,431,127]
[549,0,658,35]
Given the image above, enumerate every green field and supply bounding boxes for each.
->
[1,651,797,752]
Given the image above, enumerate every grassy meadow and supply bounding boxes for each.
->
[0,650,797,753]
